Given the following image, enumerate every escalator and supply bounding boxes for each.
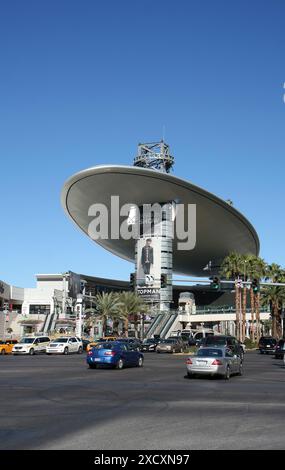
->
[160,312,179,338]
[153,312,172,337]
[41,312,53,333]
[145,313,163,338]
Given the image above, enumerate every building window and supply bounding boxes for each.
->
[29,305,51,315]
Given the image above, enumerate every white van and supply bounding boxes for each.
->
[12,336,50,355]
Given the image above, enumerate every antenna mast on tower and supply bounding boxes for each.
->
[133,141,174,173]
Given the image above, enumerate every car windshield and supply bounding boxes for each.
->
[143,339,156,344]
[181,334,190,341]
[197,348,223,357]
[53,338,68,343]
[20,338,35,344]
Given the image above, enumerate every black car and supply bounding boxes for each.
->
[274,339,285,359]
[141,338,160,352]
[117,338,142,351]
[202,335,244,361]
[258,336,277,354]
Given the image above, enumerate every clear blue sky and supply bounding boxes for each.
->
[1,0,285,287]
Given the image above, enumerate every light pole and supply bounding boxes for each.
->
[75,294,83,338]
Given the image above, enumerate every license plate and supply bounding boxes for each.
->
[197,360,207,366]
[267,345,270,348]
[94,358,101,362]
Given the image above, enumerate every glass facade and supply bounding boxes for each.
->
[29,304,51,315]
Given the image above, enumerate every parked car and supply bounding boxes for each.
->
[116,338,142,351]
[86,336,117,352]
[202,335,244,361]
[156,338,185,353]
[258,336,277,354]
[186,346,243,380]
[0,339,18,355]
[141,338,161,352]
[188,330,214,346]
[46,336,83,355]
[87,341,144,369]
[274,339,285,359]
[12,336,50,355]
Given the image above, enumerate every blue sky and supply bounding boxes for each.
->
[0,0,285,287]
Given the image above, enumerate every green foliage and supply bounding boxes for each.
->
[243,338,258,349]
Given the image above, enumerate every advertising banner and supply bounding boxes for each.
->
[68,271,81,299]
[136,237,161,302]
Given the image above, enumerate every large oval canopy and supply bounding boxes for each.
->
[61,165,259,277]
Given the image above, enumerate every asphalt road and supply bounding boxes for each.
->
[0,351,285,450]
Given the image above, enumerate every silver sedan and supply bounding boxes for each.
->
[186,347,243,380]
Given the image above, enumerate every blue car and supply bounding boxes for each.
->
[87,341,144,370]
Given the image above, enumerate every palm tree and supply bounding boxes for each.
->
[93,292,121,337]
[116,291,148,338]
[261,287,285,338]
[220,252,245,340]
[263,264,285,338]
[266,263,284,283]
[246,255,267,342]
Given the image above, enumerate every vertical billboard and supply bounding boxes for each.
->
[136,237,161,302]
[68,271,81,300]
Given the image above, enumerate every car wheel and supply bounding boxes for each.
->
[137,356,143,367]
[1,349,5,355]
[63,347,68,355]
[88,364,96,369]
[238,363,243,376]
[29,348,35,356]
[260,350,264,354]
[77,346,83,354]
[224,366,230,380]
[187,372,194,379]
[116,358,124,370]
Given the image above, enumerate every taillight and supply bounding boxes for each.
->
[186,358,192,365]
[88,351,93,356]
[212,359,223,365]
[104,351,116,356]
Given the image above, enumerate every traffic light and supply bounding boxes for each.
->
[252,279,260,294]
[211,276,220,290]
[129,272,136,289]
[161,274,167,288]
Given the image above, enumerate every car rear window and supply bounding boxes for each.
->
[94,342,117,349]
[261,338,276,345]
[197,348,223,357]
[205,337,226,345]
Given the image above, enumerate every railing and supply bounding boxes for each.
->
[193,306,270,315]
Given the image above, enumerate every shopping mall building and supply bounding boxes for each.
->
[0,271,271,339]
[0,141,270,339]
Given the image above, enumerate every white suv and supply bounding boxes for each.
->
[12,336,51,355]
[46,336,83,355]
